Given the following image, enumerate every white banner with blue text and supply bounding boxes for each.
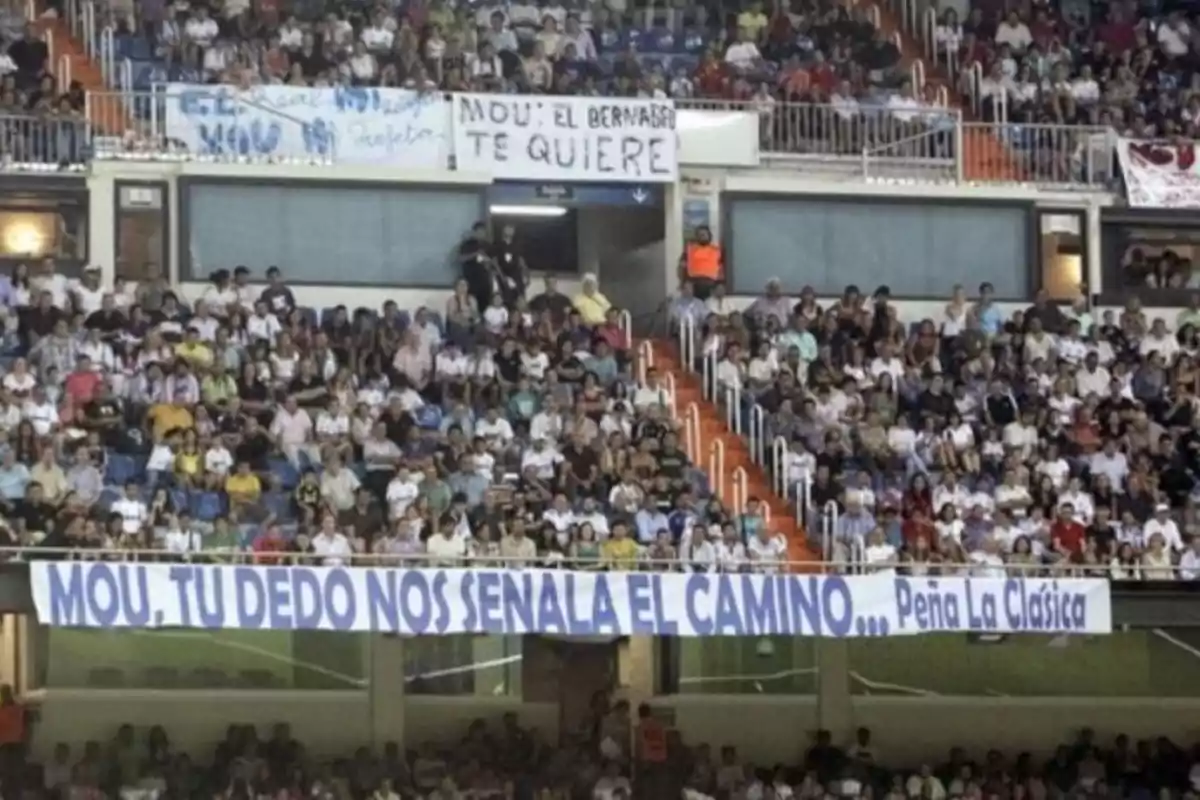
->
[29,564,1112,636]
[162,84,451,166]
[452,94,678,183]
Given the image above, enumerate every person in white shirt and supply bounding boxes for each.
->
[521,439,562,480]
[1179,538,1200,580]
[932,473,970,517]
[994,11,1032,51]
[886,417,917,458]
[1057,478,1095,525]
[1023,320,1056,364]
[270,397,320,467]
[345,41,378,81]
[1075,352,1111,398]
[184,7,219,47]
[1089,441,1129,491]
[386,466,421,520]
[869,342,905,382]
[163,516,205,555]
[993,470,1032,518]
[861,527,897,572]
[1157,11,1190,57]
[476,407,515,447]
[724,28,761,70]
[426,523,469,564]
[1140,319,1179,361]
[746,527,787,573]
[632,369,673,410]
[361,14,396,51]
[312,516,354,566]
[683,525,720,572]
[203,443,234,480]
[112,483,149,535]
[1002,412,1039,461]
[1143,504,1185,552]
[247,302,283,343]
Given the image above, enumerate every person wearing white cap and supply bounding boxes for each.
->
[572,272,611,325]
[1143,503,1184,552]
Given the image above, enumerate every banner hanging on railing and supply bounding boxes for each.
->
[162,85,451,166]
[30,563,1112,636]
[1116,138,1200,208]
[452,94,678,182]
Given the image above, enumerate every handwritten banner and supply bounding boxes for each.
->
[453,94,678,183]
[1116,138,1200,209]
[30,563,1113,636]
[163,84,451,166]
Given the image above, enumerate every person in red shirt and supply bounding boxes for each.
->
[693,50,728,98]
[902,507,937,552]
[253,522,288,565]
[63,355,102,406]
[1051,505,1086,560]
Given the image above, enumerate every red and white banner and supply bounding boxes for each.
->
[1117,138,1200,208]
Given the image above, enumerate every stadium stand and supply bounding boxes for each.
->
[671,269,1200,580]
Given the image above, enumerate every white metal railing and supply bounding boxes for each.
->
[722,381,740,434]
[820,501,841,564]
[683,402,701,464]
[708,438,725,501]
[636,340,653,385]
[797,474,813,534]
[749,404,766,465]
[700,350,715,403]
[771,436,790,499]
[77,87,1115,187]
[99,26,114,86]
[57,53,71,93]
[618,309,632,350]
[911,59,925,94]
[0,546,1178,575]
[922,8,937,62]
[663,371,677,421]
[731,466,747,515]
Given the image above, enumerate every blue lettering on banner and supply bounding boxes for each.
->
[30,565,1113,637]
[164,84,450,167]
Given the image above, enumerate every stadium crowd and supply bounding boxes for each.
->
[5,709,1200,800]
[0,245,792,573]
[673,274,1200,580]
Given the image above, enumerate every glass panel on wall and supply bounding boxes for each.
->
[848,630,1200,696]
[404,635,522,697]
[41,628,366,690]
[1038,212,1085,300]
[0,207,85,261]
[672,637,816,695]
[726,199,1029,297]
[1115,227,1200,291]
[115,183,167,282]
[183,183,482,287]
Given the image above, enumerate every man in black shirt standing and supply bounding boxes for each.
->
[459,222,498,314]
[491,223,528,307]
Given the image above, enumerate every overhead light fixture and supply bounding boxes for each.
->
[489,205,569,218]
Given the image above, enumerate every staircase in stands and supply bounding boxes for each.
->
[858,0,1022,181]
[644,339,820,572]
[36,12,129,135]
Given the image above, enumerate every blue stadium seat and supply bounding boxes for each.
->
[269,458,300,490]
[105,454,143,486]
[190,491,225,522]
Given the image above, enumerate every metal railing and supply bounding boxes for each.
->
[0,113,89,165]
[69,88,1116,187]
[1,547,1189,578]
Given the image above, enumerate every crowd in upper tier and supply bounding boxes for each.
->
[673,277,1200,580]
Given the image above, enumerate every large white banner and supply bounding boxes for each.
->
[452,94,678,183]
[163,84,451,167]
[30,562,1112,636]
[1116,138,1200,208]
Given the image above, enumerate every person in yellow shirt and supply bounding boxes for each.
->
[573,273,612,326]
[148,402,193,440]
[736,3,768,40]
[602,522,639,569]
[225,461,263,514]
[175,328,214,369]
